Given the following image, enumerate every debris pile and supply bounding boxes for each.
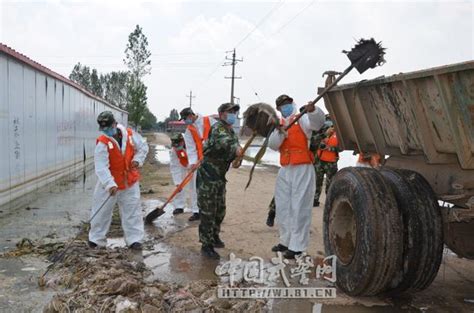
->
[0,238,65,258]
[42,242,267,312]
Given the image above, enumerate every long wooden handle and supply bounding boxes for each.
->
[285,62,356,130]
[232,132,257,168]
[163,161,201,207]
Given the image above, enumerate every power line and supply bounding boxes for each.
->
[234,0,285,48]
[271,0,317,36]
[34,51,226,58]
[194,1,286,92]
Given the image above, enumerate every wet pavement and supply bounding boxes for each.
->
[0,172,96,312]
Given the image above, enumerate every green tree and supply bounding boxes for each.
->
[169,109,179,121]
[126,78,148,128]
[124,24,152,82]
[101,71,130,109]
[90,69,103,97]
[69,62,91,91]
[123,24,153,129]
[141,107,158,130]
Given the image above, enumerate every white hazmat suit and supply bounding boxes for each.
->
[268,107,325,252]
[182,115,217,214]
[169,148,192,209]
[89,124,149,247]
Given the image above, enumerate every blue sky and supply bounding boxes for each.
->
[1,0,472,120]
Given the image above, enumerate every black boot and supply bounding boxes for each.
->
[173,208,184,215]
[266,211,275,227]
[201,245,220,259]
[271,243,288,252]
[188,213,200,221]
[283,249,302,259]
[214,235,225,248]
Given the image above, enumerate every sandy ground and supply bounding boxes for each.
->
[143,132,474,312]
[0,132,472,312]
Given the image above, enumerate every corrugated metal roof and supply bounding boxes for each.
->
[0,42,127,114]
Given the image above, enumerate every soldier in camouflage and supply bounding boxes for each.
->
[310,115,334,207]
[314,124,340,206]
[197,102,242,259]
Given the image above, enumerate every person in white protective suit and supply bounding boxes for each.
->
[268,94,325,259]
[179,107,217,222]
[88,111,149,250]
[169,133,192,215]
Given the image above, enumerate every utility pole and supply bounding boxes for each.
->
[223,49,243,105]
[186,90,195,108]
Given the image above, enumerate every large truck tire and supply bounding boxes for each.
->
[323,167,403,296]
[393,169,444,291]
[380,169,437,292]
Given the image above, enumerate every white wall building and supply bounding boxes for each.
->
[0,43,128,210]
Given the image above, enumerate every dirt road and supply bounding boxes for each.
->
[1,132,472,312]
[142,133,474,312]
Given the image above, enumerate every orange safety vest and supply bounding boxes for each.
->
[187,116,211,160]
[318,133,339,163]
[96,128,140,190]
[175,148,189,167]
[358,152,381,167]
[279,117,314,166]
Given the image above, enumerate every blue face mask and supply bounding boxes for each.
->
[103,127,117,137]
[280,104,294,118]
[226,113,237,125]
[175,145,184,151]
[184,117,193,125]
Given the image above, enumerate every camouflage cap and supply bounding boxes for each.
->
[170,133,184,144]
[218,102,240,113]
[179,107,195,120]
[275,94,293,107]
[97,111,116,130]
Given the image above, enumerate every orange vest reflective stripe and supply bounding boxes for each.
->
[318,133,339,162]
[279,117,314,166]
[96,128,140,190]
[187,116,211,160]
[175,148,189,167]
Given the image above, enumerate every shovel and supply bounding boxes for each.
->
[242,38,386,189]
[232,131,258,168]
[285,38,385,130]
[144,161,201,224]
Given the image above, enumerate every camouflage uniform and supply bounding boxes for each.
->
[314,160,338,203]
[309,130,327,156]
[197,119,239,247]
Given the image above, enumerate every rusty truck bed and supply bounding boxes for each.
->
[322,61,474,207]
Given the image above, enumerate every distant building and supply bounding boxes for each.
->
[167,120,186,133]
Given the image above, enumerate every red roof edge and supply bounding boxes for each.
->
[0,42,127,114]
